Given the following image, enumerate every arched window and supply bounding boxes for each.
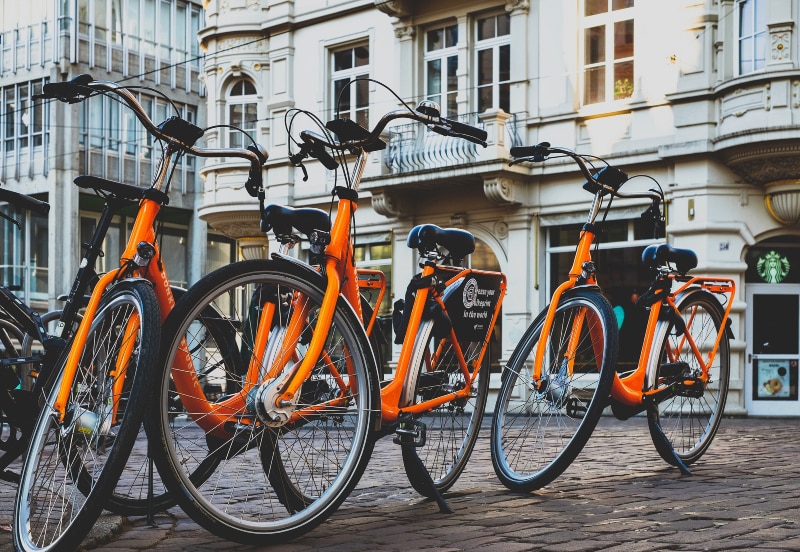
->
[226,78,258,148]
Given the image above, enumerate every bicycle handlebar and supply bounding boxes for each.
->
[0,187,50,216]
[510,142,663,203]
[293,101,488,167]
[37,74,268,196]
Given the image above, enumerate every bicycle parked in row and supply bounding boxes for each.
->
[145,82,503,543]
[13,75,267,552]
[491,143,734,492]
[0,188,56,484]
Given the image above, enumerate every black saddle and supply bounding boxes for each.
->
[261,204,332,239]
[407,224,475,265]
[642,243,698,274]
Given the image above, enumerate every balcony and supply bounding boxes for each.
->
[363,109,526,217]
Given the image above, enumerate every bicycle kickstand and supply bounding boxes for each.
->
[394,418,453,514]
[650,422,692,476]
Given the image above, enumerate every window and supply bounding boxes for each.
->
[475,13,510,113]
[227,79,258,148]
[0,204,49,303]
[583,0,634,105]
[331,44,370,128]
[425,24,459,117]
[548,217,664,372]
[1,80,46,153]
[738,0,766,75]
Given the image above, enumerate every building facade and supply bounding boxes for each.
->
[1,0,236,316]
[3,0,800,415]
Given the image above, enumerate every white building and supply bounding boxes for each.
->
[1,0,235,316]
[3,0,800,415]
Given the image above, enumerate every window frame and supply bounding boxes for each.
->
[330,42,371,129]
[736,0,767,76]
[225,78,258,149]
[474,12,511,113]
[581,0,635,107]
[424,23,459,117]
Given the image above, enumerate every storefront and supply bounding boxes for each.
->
[744,236,800,416]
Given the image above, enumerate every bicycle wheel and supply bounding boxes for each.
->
[14,281,160,552]
[646,289,730,466]
[401,318,490,496]
[147,259,379,544]
[491,289,617,492]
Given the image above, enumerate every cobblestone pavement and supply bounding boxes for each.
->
[2,416,799,551]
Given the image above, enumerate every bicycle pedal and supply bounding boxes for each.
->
[660,361,690,379]
[393,419,427,448]
[678,378,705,398]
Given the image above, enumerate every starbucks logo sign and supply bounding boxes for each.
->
[756,250,790,283]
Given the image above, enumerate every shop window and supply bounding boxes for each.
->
[548,217,663,373]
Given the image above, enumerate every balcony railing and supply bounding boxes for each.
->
[384,111,523,175]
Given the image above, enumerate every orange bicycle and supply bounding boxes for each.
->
[491,143,734,492]
[147,88,502,543]
[14,75,266,552]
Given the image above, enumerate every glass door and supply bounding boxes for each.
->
[745,284,800,415]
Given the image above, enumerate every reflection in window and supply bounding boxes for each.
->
[1,80,47,153]
[738,0,766,75]
[583,0,634,105]
[0,205,49,302]
[227,79,258,148]
[425,24,459,117]
[332,44,370,128]
[475,14,510,113]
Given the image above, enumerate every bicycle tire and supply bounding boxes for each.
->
[491,289,617,492]
[401,318,490,496]
[646,288,730,466]
[147,259,380,544]
[14,281,160,552]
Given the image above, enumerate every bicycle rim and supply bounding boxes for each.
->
[491,290,617,492]
[14,282,159,552]
[148,260,378,544]
[647,289,730,465]
[401,318,490,495]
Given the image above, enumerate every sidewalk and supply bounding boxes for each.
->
[2,416,799,551]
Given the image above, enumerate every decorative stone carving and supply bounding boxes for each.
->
[505,0,530,15]
[483,177,519,206]
[371,190,408,218]
[374,0,410,18]
[721,141,800,185]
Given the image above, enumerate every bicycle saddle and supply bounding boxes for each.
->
[407,224,475,264]
[642,243,698,274]
[261,204,332,238]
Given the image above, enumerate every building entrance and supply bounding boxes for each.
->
[745,286,800,416]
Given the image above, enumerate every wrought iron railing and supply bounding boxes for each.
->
[384,111,523,175]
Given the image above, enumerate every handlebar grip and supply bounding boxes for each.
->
[38,74,94,103]
[441,118,488,143]
[0,188,50,216]
[510,142,551,161]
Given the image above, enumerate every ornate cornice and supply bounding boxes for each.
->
[719,139,800,185]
